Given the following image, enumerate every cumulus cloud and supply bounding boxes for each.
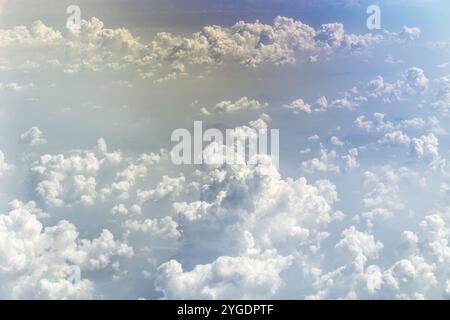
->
[157,251,292,299]
[0,82,34,92]
[0,150,14,176]
[400,26,421,41]
[213,97,267,113]
[342,148,359,170]
[378,131,411,146]
[2,3,449,300]
[335,226,383,271]
[432,75,450,111]
[365,67,429,102]
[331,136,344,146]
[31,139,122,207]
[410,133,439,161]
[0,16,419,80]
[0,200,132,299]
[138,175,185,203]
[354,112,428,134]
[301,146,359,174]
[19,126,47,146]
[362,166,412,211]
[287,67,430,116]
[302,149,341,173]
[284,99,312,114]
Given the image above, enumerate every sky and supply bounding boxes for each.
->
[1,0,450,299]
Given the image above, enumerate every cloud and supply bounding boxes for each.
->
[0,82,34,92]
[410,133,439,160]
[302,149,341,173]
[19,127,47,146]
[362,166,412,211]
[400,26,421,41]
[286,67,429,115]
[157,250,293,299]
[213,97,268,113]
[378,131,411,146]
[335,226,383,271]
[0,200,132,299]
[1,1,449,299]
[331,136,344,146]
[101,149,166,200]
[284,99,312,114]
[432,75,450,111]
[137,174,185,203]
[356,112,428,134]
[30,139,122,207]
[0,150,14,176]
[366,67,429,102]
[342,148,359,170]
[0,17,418,80]
[2,101,450,299]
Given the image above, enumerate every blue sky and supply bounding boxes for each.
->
[1,0,450,299]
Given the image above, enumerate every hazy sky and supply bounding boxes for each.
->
[1,0,450,299]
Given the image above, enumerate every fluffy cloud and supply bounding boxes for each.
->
[302,149,341,173]
[2,2,449,300]
[157,251,292,299]
[302,147,359,174]
[0,17,418,80]
[0,82,34,92]
[356,112,429,133]
[0,200,133,299]
[284,99,312,114]
[378,131,411,146]
[362,166,412,211]
[30,139,122,207]
[101,150,165,200]
[335,226,383,272]
[19,126,47,146]
[137,174,185,203]
[432,75,450,111]
[286,67,429,115]
[0,150,14,176]
[213,97,268,113]
[150,127,345,298]
[410,133,439,160]
[400,26,421,41]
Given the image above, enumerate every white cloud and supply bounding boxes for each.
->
[19,126,47,146]
[342,148,359,170]
[0,17,417,80]
[0,82,34,92]
[102,150,165,200]
[157,250,293,299]
[362,166,414,211]
[400,26,421,41]
[0,200,132,299]
[335,226,383,271]
[0,150,14,176]
[284,99,312,114]
[302,149,341,173]
[331,136,344,146]
[410,133,439,160]
[31,139,122,207]
[378,131,411,146]
[138,174,185,203]
[432,75,450,111]
[214,97,267,113]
